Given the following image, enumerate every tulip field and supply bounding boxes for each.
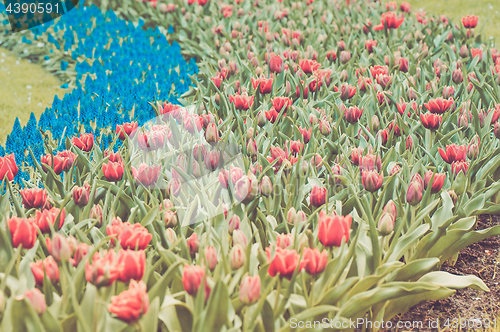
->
[1,0,500,330]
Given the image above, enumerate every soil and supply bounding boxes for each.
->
[388,215,500,331]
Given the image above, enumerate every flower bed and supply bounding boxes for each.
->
[1,0,500,331]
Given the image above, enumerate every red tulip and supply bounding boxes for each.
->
[272,97,293,113]
[50,233,72,262]
[41,151,76,175]
[471,48,483,61]
[239,275,261,304]
[317,210,352,247]
[8,217,37,249]
[30,256,59,287]
[211,76,222,89]
[269,54,284,73]
[229,94,254,110]
[299,59,321,74]
[73,182,90,207]
[117,249,146,283]
[187,233,200,256]
[0,153,18,181]
[451,161,469,178]
[340,84,357,101]
[300,247,328,275]
[351,147,364,166]
[182,264,206,295]
[420,113,442,130]
[20,188,47,209]
[344,106,363,123]
[362,170,384,192]
[204,151,220,171]
[204,246,218,271]
[462,15,478,29]
[438,144,467,164]
[406,181,423,205]
[424,98,453,114]
[424,171,446,194]
[383,200,398,219]
[35,207,65,233]
[400,2,411,12]
[85,250,120,287]
[116,122,138,140]
[365,39,377,53]
[131,163,161,187]
[183,114,203,134]
[267,247,301,279]
[310,185,326,207]
[360,154,381,173]
[102,161,125,182]
[71,133,94,152]
[276,234,294,249]
[72,242,89,267]
[374,11,404,30]
[251,77,273,94]
[325,50,337,61]
[121,223,152,250]
[298,127,312,143]
[24,288,46,314]
[108,280,149,323]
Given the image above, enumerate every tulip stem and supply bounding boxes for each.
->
[273,278,282,317]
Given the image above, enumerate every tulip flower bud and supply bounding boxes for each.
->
[319,119,331,136]
[260,176,273,196]
[311,154,322,169]
[495,122,500,139]
[232,229,247,247]
[287,207,297,224]
[388,162,401,176]
[467,143,479,160]
[301,160,309,177]
[297,210,307,223]
[457,113,469,128]
[228,215,241,234]
[163,210,177,228]
[24,289,46,314]
[286,81,291,95]
[246,127,254,140]
[340,51,351,64]
[340,83,351,101]
[452,69,463,84]
[383,200,398,219]
[230,244,246,269]
[309,114,318,125]
[246,139,258,158]
[371,115,380,132]
[192,160,202,178]
[239,275,261,305]
[205,123,219,144]
[51,233,72,262]
[407,87,417,100]
[448,190,458,206]
[406,181,423,206]
[406,135,414,150]
[257,111,267,127]
[73,182,90,207]
[460,45,469,58]
[187,233,199,256]
[378,213,395,236]
[339,69,348,82]
[165,228,177,244]
[204,246,218,271]
[89,204,103,228]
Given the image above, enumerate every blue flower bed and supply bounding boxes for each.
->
[1,4,197,185]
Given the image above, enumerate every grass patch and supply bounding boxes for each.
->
[0,47,69,143]
[401,0,500,45]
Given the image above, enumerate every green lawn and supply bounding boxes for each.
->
[401,0,500,45]
[0,47,68,143]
